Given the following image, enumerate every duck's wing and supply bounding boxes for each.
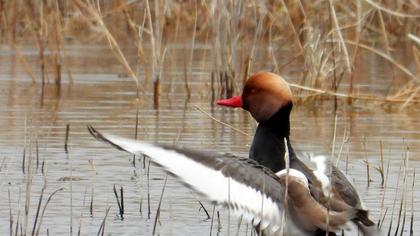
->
[88,126,288,233]
[330,166,361,207]
[331,166,375,226]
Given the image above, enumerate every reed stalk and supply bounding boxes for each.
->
[152,175,168,235]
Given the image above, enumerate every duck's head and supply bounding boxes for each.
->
[217,72,293,123]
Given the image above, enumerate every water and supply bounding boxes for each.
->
[0,44,419,235]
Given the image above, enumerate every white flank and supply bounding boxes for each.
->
[99,133,285,232]
[310,155,331,196]
[275,169,309,187]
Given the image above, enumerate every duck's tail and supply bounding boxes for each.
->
[355,209,375,226]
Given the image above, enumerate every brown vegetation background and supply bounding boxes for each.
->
[0,0,419,106]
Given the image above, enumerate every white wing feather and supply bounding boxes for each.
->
[95,132,286,233]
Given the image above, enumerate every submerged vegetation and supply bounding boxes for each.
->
[0,0,419,235]
[1,0,419,107]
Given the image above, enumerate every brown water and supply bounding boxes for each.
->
[0,44,419,235]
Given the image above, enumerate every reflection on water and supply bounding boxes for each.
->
[0,45,419,235]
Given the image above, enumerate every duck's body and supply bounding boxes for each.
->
[217,72,375,232]
[254,119,372,225]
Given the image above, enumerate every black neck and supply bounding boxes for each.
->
[249,103,296,172]
[259,102,293,138]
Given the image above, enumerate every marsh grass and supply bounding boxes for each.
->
[410,168,415,235]
[0,0,417,106]
[112,185,124,220]
[6,127,64,236]
[97,207,111,236]
[152,175,167,235]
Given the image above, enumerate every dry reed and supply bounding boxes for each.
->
[1,0,418,105]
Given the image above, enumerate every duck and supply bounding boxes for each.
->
[217,72,375,232]
[88,126,356,235]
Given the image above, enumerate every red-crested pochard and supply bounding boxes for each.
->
[217,72,375,233]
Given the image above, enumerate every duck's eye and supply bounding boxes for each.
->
[250,88,258,94]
